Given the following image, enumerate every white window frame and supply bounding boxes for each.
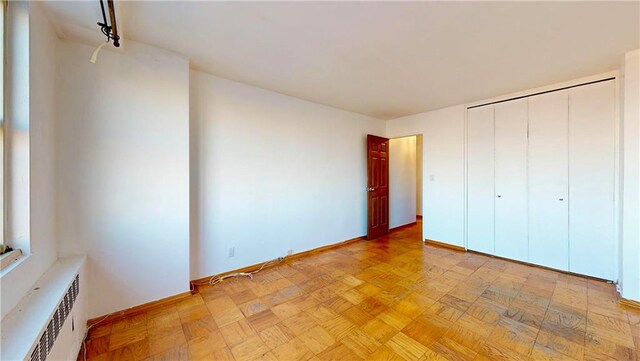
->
[1,0,28,273]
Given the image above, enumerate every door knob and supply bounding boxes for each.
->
[559,198,564,201]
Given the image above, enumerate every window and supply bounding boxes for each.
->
[0,0,25,271]
[1,0,5,251]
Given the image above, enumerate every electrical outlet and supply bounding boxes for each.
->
[228,247,235,258]
[287,249,293,256]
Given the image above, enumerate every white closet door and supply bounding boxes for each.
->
[569,81,616,280]
[494,99,529,262]
[467,106,494,254]
[528,90,569,271]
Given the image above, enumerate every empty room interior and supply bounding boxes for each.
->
[1,1,640,360]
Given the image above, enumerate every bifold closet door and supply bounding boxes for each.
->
[569,81,616,280]
[494,99,528,262]
[528,90,569,271]
[467,106,494,254]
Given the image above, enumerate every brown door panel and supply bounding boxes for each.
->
[367,134,389,240]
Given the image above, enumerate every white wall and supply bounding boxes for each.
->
[55,41,190,318]
[389,136,416,229]
[387,106,466,247]
[622,49,640,301]
[190,71,386,280]
[416,135,423,216]
[1,2,59,320]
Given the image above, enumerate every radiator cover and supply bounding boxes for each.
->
[29,275,79,361]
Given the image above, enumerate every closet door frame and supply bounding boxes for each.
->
[613,77,621,282]
[465,105,495,255]
[463,71,620,282]
[568,80,617,279]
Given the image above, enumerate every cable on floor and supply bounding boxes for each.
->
[82,312,114,361]
[190,256,286,289]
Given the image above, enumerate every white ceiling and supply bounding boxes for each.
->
[40,1,639,119]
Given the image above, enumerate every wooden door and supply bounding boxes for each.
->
[367,135,389,240]
[467,105,495,254]
[494,98,529,262]
[528,90,569,271]
[568,80,616,280]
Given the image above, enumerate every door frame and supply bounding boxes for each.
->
[380,133,425,243]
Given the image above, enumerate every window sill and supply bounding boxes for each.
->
[0,250,29,278]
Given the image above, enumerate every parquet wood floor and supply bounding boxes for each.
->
[81,222,640,360]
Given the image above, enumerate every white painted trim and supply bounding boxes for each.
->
[463,101,469,251]
[0,248,22,271]
[466,71,619,109]
[613,77,621,282]
[463,71,620,281]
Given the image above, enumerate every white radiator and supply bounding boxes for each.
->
[29,275,79,361]
[0,257,87,361]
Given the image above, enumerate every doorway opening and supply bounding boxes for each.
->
[389,135,423,236]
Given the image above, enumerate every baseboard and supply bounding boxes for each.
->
[87,291,192,326]
[190,235,365,286]
[190,261,272,286]
[467,249,612,283]
[286,235,365,261]
[424,239,466,252]
[389,222,417,233]
[87,226,624,329]
[619,297,640,311]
